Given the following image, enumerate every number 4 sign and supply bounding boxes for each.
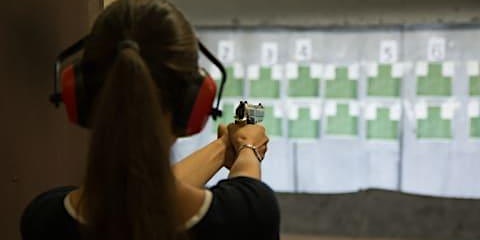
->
[295,39,313,61]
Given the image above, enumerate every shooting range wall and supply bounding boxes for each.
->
[0,0,479,240]
[169,0,480,239]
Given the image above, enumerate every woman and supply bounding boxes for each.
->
[20,0,279,240]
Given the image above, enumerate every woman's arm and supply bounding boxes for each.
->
[228,149,261,179]
[227,124,268,180]
[173,129,232,188]
[173,123,268,186]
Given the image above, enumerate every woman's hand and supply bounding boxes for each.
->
[217,124,236,169]
[228,123,269,161]
[227,123,269,179]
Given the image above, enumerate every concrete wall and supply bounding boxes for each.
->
[0,1,99,239]
[170,0,480,27]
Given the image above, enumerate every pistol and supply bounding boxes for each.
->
[234,101,264,125]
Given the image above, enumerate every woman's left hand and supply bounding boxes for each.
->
[217,124,236,169]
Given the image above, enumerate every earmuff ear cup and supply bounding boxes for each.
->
[186,75,217,135]
[183,73,217,136]
[61,63,89,127]
[62,63,216,133]
[61,64,79,124]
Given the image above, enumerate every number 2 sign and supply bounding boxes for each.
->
[218,40,235,63]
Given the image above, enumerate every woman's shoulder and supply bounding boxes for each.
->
[210,176,279,207]
[190,177,280,240]
[20,186,80,240]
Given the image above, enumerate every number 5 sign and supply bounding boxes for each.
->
[380,40,398,64]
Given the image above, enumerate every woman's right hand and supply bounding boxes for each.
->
[228,123,269,160]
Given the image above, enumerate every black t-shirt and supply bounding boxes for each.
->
[20,177,280,240]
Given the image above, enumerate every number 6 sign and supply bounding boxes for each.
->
[428,37,446,62]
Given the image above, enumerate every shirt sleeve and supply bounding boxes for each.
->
[190,177,280,240]
[20,186,80,240]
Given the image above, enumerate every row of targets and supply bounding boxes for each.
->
[209,62,480,140]
[210,61,480,99]
[210,63,359,99]
[213,100,480,140]
[210,100,480,140]
[213,101,399,140]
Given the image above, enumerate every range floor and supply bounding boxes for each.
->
[282,235,418,240]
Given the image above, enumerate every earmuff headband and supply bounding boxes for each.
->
[197,41,226,120]
[50,36,227,121]
[51,36,88,107]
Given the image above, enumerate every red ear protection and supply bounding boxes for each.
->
[51,36,226,137]
[184,70,217,135]
[59,63,218,135]
[60,63,89,126]
[61,65,78,123]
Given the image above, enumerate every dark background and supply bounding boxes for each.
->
[1,0,480,239]
[0,1,99,239]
